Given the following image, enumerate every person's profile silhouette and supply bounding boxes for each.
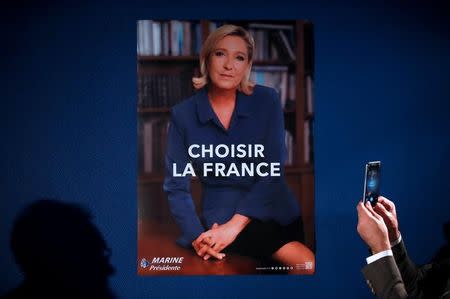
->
[432,220,450,263]
[2,199,116,299]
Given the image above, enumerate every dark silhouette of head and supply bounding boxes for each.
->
[430,220,450,263]
[443,220,450,244]
[4,199,116,299]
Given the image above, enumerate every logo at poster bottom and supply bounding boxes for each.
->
[139,257,184,271]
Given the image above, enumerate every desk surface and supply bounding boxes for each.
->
[137,220,264,275]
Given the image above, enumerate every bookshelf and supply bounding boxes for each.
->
[137,19,315,251]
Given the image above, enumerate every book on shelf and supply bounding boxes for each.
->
[137,20,152,55]
[272,30,295,61]
[285,130,294,166]
[182,22,191,56]
[209,22,217,34]
[250,65,290,108]
[142,119,156,173]
[152,21,161,55]
[305,75,314,114]
[162,22,169,55]
[140,117,170,174]
[303,121,310,164]
[170,20,182,56]
[137,20,202,56]
[137,71,195,108]
[303,120,314,164]
[239,21,296,62]
[284,73,297,110]
[209,21,227,34]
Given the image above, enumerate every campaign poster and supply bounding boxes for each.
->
[137,19,315,275]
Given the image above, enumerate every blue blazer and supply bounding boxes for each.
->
[163,85,301,247]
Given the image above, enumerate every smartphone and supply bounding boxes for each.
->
[363,161,381,206]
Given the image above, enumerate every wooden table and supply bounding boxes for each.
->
[137,220,270,275]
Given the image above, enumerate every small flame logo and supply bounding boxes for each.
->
[140,258,149,268]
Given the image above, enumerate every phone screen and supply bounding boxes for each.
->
[363,161,381,206]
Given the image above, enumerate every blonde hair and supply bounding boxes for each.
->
[192,24,255,95]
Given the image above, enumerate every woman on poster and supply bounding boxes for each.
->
[163,24,314,273]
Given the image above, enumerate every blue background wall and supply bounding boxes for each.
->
[1,1,449,298]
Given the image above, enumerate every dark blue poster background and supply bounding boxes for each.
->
[1,1,449,298]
